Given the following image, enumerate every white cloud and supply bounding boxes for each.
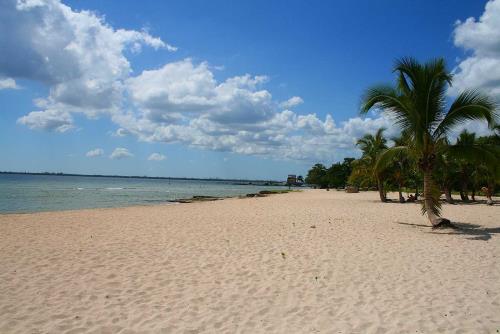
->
[148,153,166,161]
[451,0,500,100]
[127,59,273,125]
[113,128,131,137]
[1,0,175,126]
[110,147,133,159]
[112,56,400,162]
[0,77,19,89]
[17,109,74,132]
[280,96,303,109]
[86,148,104,157]
[3,0,401,163]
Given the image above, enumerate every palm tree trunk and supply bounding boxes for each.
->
[423,170,439,226]
[486,182,494,205]
[444,186,454,204]
[398,185,405,203]
[377,177,386,202]
[471,188,476,201]
[460,181,469,201]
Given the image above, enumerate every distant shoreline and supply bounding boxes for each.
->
[0,171,285,186]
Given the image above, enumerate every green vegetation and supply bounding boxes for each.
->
[305,57,499,227]
[350,128,388,201]
[305,158,354,189]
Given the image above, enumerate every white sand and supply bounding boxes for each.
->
[0,190,499,334]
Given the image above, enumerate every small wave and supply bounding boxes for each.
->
[76,187,84,190]
[105,187,124,190]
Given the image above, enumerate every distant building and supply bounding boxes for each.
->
[286,174,304,186]
[286,174,297,185]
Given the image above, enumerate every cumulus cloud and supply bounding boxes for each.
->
[17,109,74,132]
[1,0,175,126]
[4,0,401,162]
[127,59,272,125]
[147,153,166,161]
[280,96,303,109]
[112,57,400,161]
[0,77,19,89]
[451,0,500,100]
[86,148,104,157]
[110,147,133,159]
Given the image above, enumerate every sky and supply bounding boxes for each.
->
[0,0,499,180]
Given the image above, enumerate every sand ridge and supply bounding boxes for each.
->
[0,190,499,333]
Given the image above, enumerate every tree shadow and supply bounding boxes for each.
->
[396,221,500,241]
[431,222,500,241]
[385,199,498,206]
[396,222,429,228]
[443,199,491,206]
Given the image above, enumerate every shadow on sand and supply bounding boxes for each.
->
[386,198,497,206]
[396,221,500,241]
[442,199,498,206]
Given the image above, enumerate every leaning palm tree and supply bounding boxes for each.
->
[355,128,388,202]
[361,57,497,226]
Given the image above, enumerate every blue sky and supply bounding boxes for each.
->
[1,0,498,180]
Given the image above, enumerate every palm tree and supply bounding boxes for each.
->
[305,163,328,188]
[455,130,477,201]
[433,139,459,204]
[361,57,497,226]
[457,132,500,205]
[387,131,413,203]
[355,128,388,202]
[348,158,372,189]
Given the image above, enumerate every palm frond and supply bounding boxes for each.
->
[374,146,409,173]
[420,181,442,217]
[433,90,498,139]
[360,85,414,132]
[393,57,421,91]
[422,58,451,131]
[374,127,386,142]
[394,57,451,133]
[360,85,403,111]
[446,142,500,168]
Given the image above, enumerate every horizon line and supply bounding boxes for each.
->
[0,171,286,184]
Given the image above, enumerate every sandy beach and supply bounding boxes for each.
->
[0,190,499,334]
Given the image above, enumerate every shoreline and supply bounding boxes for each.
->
[0,189,299,216]
[1,188,496,216]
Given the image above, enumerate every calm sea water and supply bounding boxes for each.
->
[0,174,288,213]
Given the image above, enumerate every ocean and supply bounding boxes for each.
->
[0,173,289,213]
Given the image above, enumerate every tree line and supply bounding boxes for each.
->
[304,158,354,189]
